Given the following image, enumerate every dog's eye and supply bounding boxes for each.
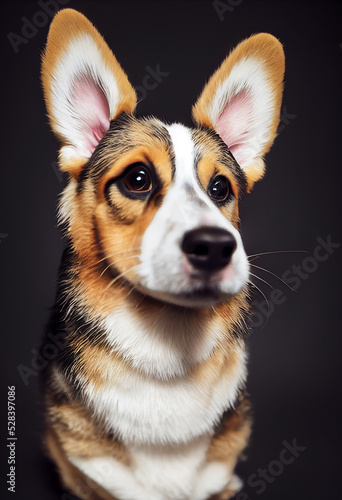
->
[124,165,152,193]
[105,163,156,202]
[208,175,231,203]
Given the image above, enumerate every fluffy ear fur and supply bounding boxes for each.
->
[41,9,137,176]
[192,33,285,191]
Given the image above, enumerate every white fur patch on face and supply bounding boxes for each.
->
[83,341,246,445]
[70,443,241,500]
[138,123,249,306]
[50,34,120,161]
[208,57,274,169]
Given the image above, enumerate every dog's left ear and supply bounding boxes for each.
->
[192,33,285,191]
[41,9,137,176]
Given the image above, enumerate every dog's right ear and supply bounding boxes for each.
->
[41,9,137,176]
[192,34,284,192]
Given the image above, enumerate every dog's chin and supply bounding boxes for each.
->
[135,284,233,309]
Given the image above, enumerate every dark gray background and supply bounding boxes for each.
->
[1,0,341,499]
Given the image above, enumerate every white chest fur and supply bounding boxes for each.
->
[82,305,247,445]
[78,307,246,499]
[84,346,246,446]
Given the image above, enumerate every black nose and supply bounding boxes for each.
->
[181,227,237,272]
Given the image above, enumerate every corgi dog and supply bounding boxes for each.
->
[41,8,284,500]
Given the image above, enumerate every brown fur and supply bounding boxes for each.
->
[46,397,131,464]
[207,397,252,500]
[40,9,284,500]
[46,426,120,500]
[196,157,240,229]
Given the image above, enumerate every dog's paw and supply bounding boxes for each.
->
[192,462,242,500]
[207,474,243,500]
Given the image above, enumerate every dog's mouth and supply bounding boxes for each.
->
[175,286,223,305]
[102,260,222,307]
[135,281,229,308]
[102,246,245,308]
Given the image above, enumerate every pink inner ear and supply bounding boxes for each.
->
[72,75,110,156]
[216,90,253,167]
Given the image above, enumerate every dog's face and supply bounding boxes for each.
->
[72,114,248,307]
[42,9,284,308]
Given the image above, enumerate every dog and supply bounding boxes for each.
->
[40,8,284,500]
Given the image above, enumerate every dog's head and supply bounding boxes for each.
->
[42,9,284,308]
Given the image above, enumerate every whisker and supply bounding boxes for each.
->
[104,263,142,292]
[95,247,140,266]
[133,292,148,311]
[96,233,140,248]
[248,250,308,260]
[249,272,274,290]
[100,254,140,277]
[124,279,145,301]
[249,280,270,328]
[250,263,296,292]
